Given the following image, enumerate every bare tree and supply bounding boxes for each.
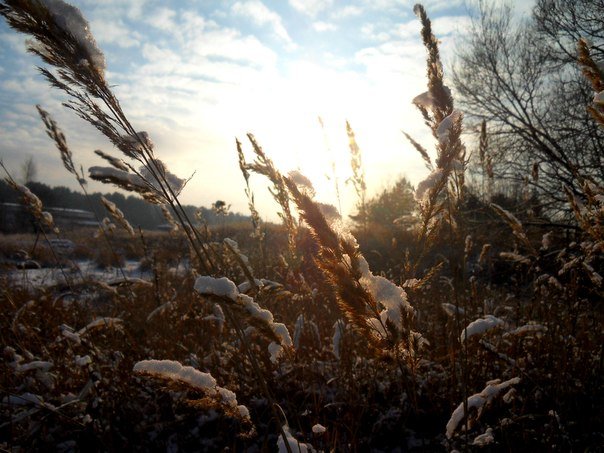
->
[534,0,604,65]
[452,1,604,214]
[20,156,37,184]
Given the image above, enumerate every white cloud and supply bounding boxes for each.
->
[331,5,363,19]
[432,15,472,36]
[189,29,278,67]
[0,0,483,219]
[313,21,337,32]
[232,0,294,46]
[0,32,26,52]
[146,7,177,31]
[414,0,466,13]
[392,14,470,41]
[289,0,333,17]
[361,23,391,42]
[393,18,422,40]
[80,0,148,20]
[90,19,141,48]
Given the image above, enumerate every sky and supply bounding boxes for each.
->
[0,0,534,221]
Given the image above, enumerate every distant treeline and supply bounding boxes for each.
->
[0,180,249,231]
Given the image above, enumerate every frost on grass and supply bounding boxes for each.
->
[13,360,53,373]
[413,91,435,109]
[413,86,451,109]
[288,170,315,197]
[238,294,273,322]
[107,277,152,287]
[77,317,123,336]
[60,324,81,345]
[194,276,239,302]
[317,202,340,221]
[332,320,346,360]
[277,425,314,452]
[441,303,465,317]
[446,377,520,438]
[133,359,250,420]
[415,168,445,202]
[146,301,174,322]
[120,131,153,157]
[312,424,327,434]
[460,315,504,343]
[472,427,495,446]
[239,295,294,358]
[134,359,215,389]
[89,166,146,189]
[7,181,56,231]
[75,355,92,367]
[237,278,284,294]
[100,196,135,237]
[499,252,531,265]
[202,304,225,332]
[90,160,185,201]
[224,237,254,275]
[195,277,292,362]
[238,278,264,293]
[140,158,185,195]
[39,0,106,74]
[504,323,546,338]
[436,110,462,146]
[358,255,412,334]
[267,321,293,363]
[330,219,415,341]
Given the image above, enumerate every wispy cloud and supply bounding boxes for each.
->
[331,5,363,19]
[146,6,177,31]
[361,23,391,42]
[288,0,334,17]
[232,0,294,47]
[0,0,533,218]
[78,0,149,20]
[313,21,337,32]
[90,19,142,48]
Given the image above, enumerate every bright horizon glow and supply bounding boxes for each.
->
[0,0,535,222]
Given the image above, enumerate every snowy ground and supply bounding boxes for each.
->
[6,260,153,288]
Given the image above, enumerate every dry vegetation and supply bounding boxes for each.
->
[1,1,603,451]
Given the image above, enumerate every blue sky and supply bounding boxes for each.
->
[0,0,534,220]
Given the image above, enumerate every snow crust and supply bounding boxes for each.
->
[460,315,504,342]
[446,377,520,438]
[436,110,462,145]
[14,360,53,373]
[357,255,412,333]
[415,168,445,202]
[224,238,252,269]
[194,276,239,302]
[413,91,435,109]
[472,427,494,446]
[504,323,546,337]
[78,317,123,336]
[133,359,250,419]
[312,424,327,434]
[441,303,465,317]
[277,425,314,452]
[195,276,292,362]
[134,359,217,390]
[39,0,106,73]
